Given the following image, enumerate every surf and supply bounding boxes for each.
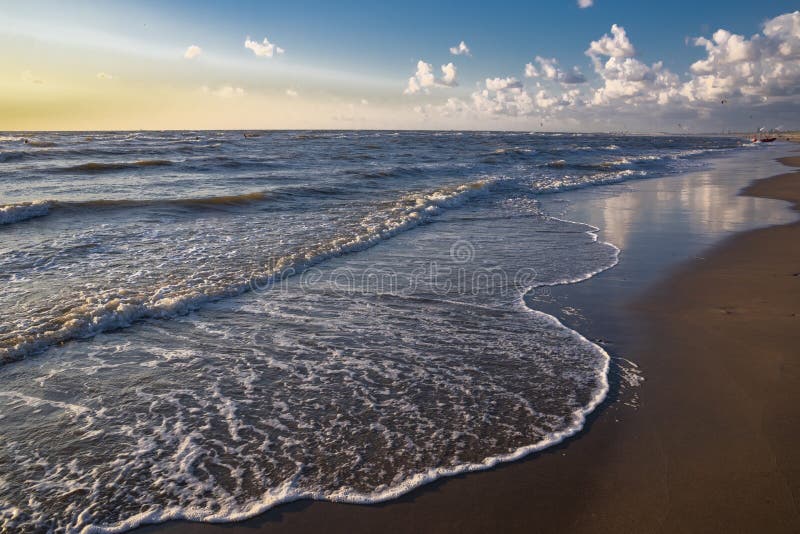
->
[0,180,493,364]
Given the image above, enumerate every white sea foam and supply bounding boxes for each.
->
[532,169,647,194]
[74,328,608,534]
[0,201,51,225]
[0,180,493,364]
[0,274,611,534]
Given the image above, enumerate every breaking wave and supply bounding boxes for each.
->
[0,201,51,225]
[0,180,492,364]
[59,160,174,172]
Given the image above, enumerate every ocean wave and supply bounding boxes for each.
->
[544,159,631,170]
[61,191,272,209]
[0,192,273,227]
[293,133,339,140]
[343,166,424,179]
[0,151,28,163]
[481,147,535,162]
[491,147,534,155]
[0,137,58,147]
[330,153,377,161]
[26,140,57,148]
[59,160,174,172]
[532,169,647,194]
[544,153,673,171]
[0,180,493,364]
[0,201,51,225]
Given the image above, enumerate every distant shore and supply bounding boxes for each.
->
[141,151,800,534]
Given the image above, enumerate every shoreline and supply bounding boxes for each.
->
[140,151,800,534]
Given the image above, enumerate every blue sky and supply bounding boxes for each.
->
[1,1,798,130]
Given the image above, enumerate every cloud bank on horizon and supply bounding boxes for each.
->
[411,11,799,130]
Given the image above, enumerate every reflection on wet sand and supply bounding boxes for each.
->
[542,147,796,275]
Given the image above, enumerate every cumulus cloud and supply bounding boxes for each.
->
[525,56,586,84]
[286,89,299,97]
[404,61,434,94]
[404,60,458,94]
[184,45,202,59]
[485,76,523,91]
[440,62,458,86]
[202,85,246,98]
[96,72,113,80]
[450,41,471,56]
[586,24,635,60]
[418,11,800,130]
[588,13,800,108]
[578,0,594,7]
[245,36,285,57]
[586,12,800,107]
[682,11,800,101]
[535,56,560,80]
[472,77,534,115]
[583,24,683,107]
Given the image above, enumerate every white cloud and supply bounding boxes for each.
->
[536,56,560,80]
[682,11,800,101]
[586,14,800,109]
[485,76,523,91]
[244,36,285,58]
[471,77,534,115]
[525,56,586,84]
[533,89,561,109]
[578,0,594,8]
[413,11,800,130]
[361,99,369,105]
[586,24,635,60]
[404,60,458,94]
[286,89,298,97]
[202,85,246,98]
[764,11,800,58]
[450,41,471,56]
[404,61,434,94]
[584,24,680,106]
[96,72,113,80]
[440,62,458,86]
[184,45,202,60]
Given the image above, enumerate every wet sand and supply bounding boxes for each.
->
[142,155,800,533]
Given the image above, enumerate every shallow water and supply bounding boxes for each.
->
[0,131,747,532]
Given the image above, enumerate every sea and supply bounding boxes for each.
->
[0,131,747,532]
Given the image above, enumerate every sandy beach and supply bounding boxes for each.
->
[138,152,800,534]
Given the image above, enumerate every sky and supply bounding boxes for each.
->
[0,0,798,132]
